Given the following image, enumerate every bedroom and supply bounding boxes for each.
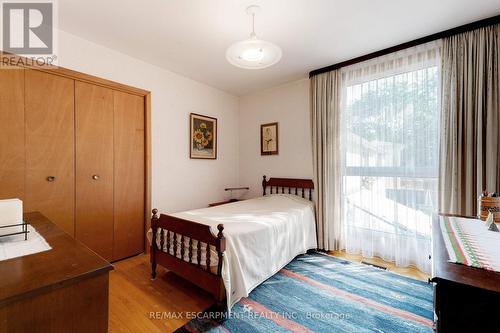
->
[0,0,499,332]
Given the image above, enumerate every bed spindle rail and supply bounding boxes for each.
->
[262,175,314,201]
[166,230,171,255]
[188,238,193,264]
[173,232,178,258]
[160,229,165,253]
[206,244,211,271]
[197,241,202,267]
[150,209,226,279]
[180,234,185,260]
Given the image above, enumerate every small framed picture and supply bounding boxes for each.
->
[190,113,217,159]
[261,122,279,155]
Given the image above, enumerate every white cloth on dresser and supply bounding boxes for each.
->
[0,225,52,261]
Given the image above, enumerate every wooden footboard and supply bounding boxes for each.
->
[150,209,226,302]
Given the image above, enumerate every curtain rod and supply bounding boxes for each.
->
[309,14,500,78]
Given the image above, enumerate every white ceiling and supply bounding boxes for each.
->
[59,0,500,96]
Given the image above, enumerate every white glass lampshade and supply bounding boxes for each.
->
[226,36,282,70]
[226,5,282,70]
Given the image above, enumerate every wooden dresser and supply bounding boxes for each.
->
[0,212,113,333]
[431,215,500,333]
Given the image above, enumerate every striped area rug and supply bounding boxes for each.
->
[175,251,434,333]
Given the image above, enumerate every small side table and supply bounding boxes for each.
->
[208,199,240,207]
[208,187,249,207]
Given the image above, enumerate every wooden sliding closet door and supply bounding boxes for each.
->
[113,91,145,260]
[25,70,75,235]
[0,69,25,200]
[75,82,114,260]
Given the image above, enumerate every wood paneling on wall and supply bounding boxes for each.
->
[0,69,25,200]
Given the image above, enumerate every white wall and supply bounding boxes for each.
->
[238,78,313,198]
[58,31,239,213]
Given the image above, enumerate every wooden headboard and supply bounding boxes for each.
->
[262,176,314,201]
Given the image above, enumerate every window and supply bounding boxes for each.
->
[341,43,440,273]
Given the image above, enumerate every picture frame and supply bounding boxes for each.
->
[190,113,217,159]
[260,122,279,155]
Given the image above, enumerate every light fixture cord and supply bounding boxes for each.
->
[251,13,256,37]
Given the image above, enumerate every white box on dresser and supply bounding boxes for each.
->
[0,198,23,236]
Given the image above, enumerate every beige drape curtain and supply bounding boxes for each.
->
[439,24,500,216]
[310,70,343,251]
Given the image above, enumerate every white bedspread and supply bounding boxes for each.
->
[170,194,317,311]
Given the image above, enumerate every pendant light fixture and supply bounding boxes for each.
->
[226,5,282,70]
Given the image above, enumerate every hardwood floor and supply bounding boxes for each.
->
[328,250,430,281]
[109,252,429,332]
[109,254,212,333]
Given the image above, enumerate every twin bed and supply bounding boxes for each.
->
[150,176,317,310]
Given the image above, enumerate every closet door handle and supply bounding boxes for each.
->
[46,176,56,182]
[92,174,100,180]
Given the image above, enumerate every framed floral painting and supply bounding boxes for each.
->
[190,113,217,159]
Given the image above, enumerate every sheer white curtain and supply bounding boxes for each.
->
[340,42,441,273]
